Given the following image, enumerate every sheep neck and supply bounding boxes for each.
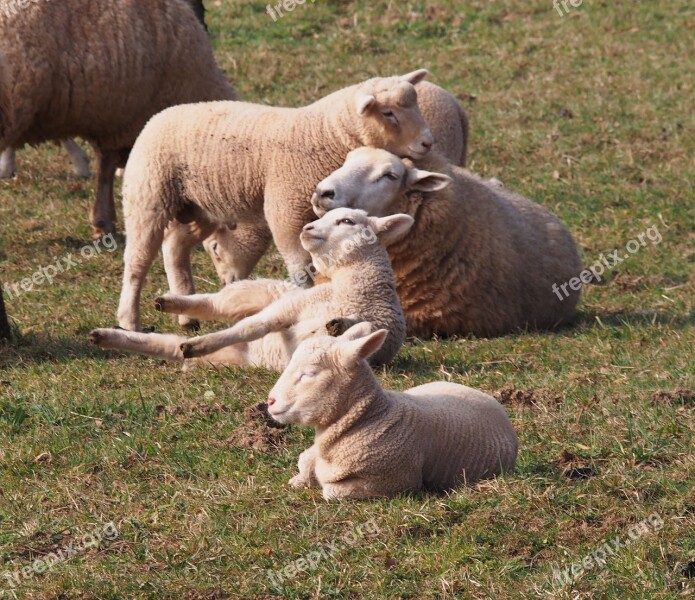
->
[324,246,396,302]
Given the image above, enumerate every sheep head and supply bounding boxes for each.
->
[353,70,434,160]
[267,322,388,428]
[312,147,451,219]
[299,207,413,274]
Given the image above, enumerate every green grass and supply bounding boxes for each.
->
[0,0,693,597]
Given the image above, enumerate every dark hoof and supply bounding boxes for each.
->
[89,330,102,344]
[182,320,200,333]
[142,326,156,334]
[180,343,193,358]
[154,297,165,312]
[326,318,350,337]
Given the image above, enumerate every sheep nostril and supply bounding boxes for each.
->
[422,140,432,150]
[304,223,315,231]
[267,397,276,406]
[320,189,335,200]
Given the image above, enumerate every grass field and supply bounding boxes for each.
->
[0,0,693,598]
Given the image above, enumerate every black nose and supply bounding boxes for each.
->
[422,140,432,150]
[320,189,335,200]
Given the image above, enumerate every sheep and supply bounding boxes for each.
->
[0,140,91,179]
[115,70,434,332]
[311,147,584,337]
[200,80,470,290]
[91,208,413,371]
[267,322,518,499]
[0,0,235,238]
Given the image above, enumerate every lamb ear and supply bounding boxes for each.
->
[406,168,452,193]
[356,94,377,115]
[340,329,388,362]
[340,321,373,341]
[400,69,429,85]
[370,214,415,245]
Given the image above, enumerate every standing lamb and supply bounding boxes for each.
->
[312,147,584,337]
[0,0,235,237]
[200,80,469,290]
[91,209,413,370]
[116,70,433,332]
[267,323,519,499]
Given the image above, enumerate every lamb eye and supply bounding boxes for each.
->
[382,172,399,181]
[338,218,355,225]
[382,110,394,118]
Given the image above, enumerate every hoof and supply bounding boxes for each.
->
[89,330,102,345]
[326,318,350,337]
[180,343,193,358]
[154,297,165,312]
[182,320,200,333]
[142,326,155,334]
[91,223,116,240]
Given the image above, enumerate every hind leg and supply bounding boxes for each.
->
[61,139,91,178]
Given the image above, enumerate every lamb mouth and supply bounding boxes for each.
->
[300,232,325,242]
[407,146,430,159]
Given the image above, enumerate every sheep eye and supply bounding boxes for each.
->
[298,369,319,383]
[210,241,220,257]
[381,110,398,124]
[338,218,355,225]
[382,172,399,181]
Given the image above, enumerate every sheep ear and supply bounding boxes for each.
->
[356,94,377,115]
[370,214,415,245]
[341,329,388,362]
[340,321,373,341]
[400,69,429,85]
[406,168,452,193]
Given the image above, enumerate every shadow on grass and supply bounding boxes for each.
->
[558,307,695,333]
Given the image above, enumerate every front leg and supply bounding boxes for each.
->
[161,220,215,330]
[89,328,188,361]
[180,288,311,358]
[289,445,320,488]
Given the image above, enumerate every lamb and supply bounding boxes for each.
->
[267,322,518,499]
[312,147,584,337]
[91,208,412,371]
[200,80,470,290]
[0,0,235,238]
[0,140,91,179]
[115,70,434,332]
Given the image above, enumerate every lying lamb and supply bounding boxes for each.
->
[91,208,412,370]
[116,70,433,332]
[0,0,235,237]
[312,147,584,337]
[199,80,470,294]
[267,323,518,499]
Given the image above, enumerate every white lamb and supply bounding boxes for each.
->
[311,147,584,337]
[90,208,413,370]
[116,70,433,332]
[267,323,519,499]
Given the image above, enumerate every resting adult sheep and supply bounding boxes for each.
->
[91,209,412,370]
[116,70,434,332]
[267,323,518,499]
[312,147,584,337]
[0,0,235,237]
[200,80,470,289]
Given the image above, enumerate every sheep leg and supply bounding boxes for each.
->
[289,445,320,488]
[321,479,378,500]
[89,328,249,368]
[61,139,91,178]
[0,147,16,179]
[180,289,311,358]
[117,211,170,332]
[161,220,215,331]
[91,149,119,238]
[155,279,286,322]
